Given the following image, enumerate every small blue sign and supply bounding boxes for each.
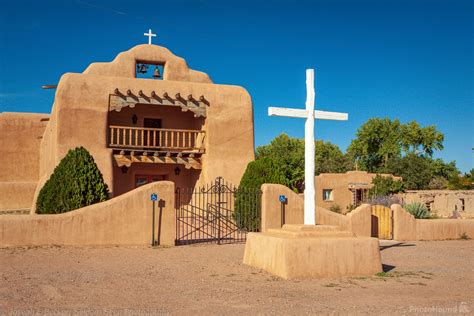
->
[150,193,158,201]
[279,195,287,203]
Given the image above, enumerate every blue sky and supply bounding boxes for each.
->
[0,0,472,172]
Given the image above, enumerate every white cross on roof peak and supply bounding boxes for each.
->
[144,29,157,45]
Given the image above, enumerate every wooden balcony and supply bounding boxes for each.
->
[109,125,205,153]
[109,126,205,169]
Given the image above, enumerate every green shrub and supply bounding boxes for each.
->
[346,204,356,213]
[330,204,341,213]
[234,158,282,231]
[36,147,109,214]
[403,202,432,219]
[460,232,470,240]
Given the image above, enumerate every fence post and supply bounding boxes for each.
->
[217,178,222,245]
[279,195,288,228]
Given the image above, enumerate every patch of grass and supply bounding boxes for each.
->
[376,272,392,278]
[267,275,281,281]
[376,271,418,278]
[459,232,470,240]
[322,283,340,288]
[373,270,434,285]
[330,204,341,213]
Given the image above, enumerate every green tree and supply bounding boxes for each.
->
[384,153,433,190]
[347,118,402,172]
[368,174,404,198]
[400,121,444,156]
[430,158,459,179]
[256,133,349,192]
[315,140,350,175]
[347,118,445,172]
[448,170,473,190]
[427,177,449,189]
[234,157,281,231]
[36,147,109,214]
[256,134,305,192]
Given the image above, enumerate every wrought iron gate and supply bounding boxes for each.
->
[175,177,261,245]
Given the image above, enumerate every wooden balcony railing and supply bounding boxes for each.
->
[109,125,205,152]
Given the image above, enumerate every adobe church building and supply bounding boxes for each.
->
[0,44,255,213]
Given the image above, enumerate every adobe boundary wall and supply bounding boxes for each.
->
[0,181,175,247]
[261,184,372,237]
[392,204,474,241]
[261,184,474,241]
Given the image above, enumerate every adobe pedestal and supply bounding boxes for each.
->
[243,224,382,279]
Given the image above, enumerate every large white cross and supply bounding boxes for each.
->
[268,69,349,225]
[144,28,156,45]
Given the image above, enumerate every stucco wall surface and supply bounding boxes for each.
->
[316,171,400,213]
[0,112,49,182]
[243,232,382,279]
[0,112,49,211]
[391,204,474,241]
[84,44,212,83]
[400,190,474,218]
[0,182,37,210]
[260,183,371,236]
[0,181,175,247]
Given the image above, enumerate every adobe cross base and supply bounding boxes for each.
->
[268,69,348,225]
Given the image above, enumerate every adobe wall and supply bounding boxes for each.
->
[83,44,212,83]
[260,184,304,232]
[0,112,49,182]
[260,183,371,237]
[391,204,474,241]
[261,184,474,241]
[400,190,474,218]
[316,173,354,212]
[0,182,37,211]
[0,181,175,247]
[34,44,254,207]
[0,113,49,210]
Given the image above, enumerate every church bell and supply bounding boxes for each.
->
[152,66,161,79]
[138,64,148,74]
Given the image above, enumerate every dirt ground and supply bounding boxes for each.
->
[1,240,473,315]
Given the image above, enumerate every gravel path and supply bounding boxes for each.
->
[1,240,473,315]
